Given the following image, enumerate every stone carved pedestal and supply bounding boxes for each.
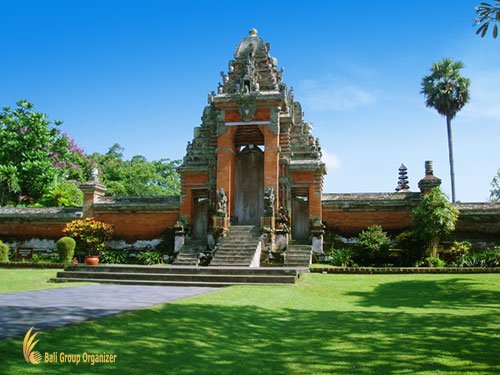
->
[173,221,186,254]
[310,218,326,255]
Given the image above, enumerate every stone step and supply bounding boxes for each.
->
[217,244,258,249]
[52,277,294,288]
[209,264,256,267]
[56,271,296,284]
[212,254,254,258]
[64,265,304,276]
[218,239,259,243]
[216,250,257,254]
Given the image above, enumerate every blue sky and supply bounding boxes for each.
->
[1,0,499,202]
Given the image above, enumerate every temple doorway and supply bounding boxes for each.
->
[292,193,309,240]
[234,145,264,225]
[192,196,209,239]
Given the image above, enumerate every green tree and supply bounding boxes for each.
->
[39,180,84,207]
[413,187,459,257]
[475,1,500,38]
[0,100,91,205]
[421,59,470,203]
[92,144,181,196]
[490,169,500,202]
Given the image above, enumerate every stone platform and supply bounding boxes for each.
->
[53,265,308,287]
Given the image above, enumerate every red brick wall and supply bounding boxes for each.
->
[0,211,180,243]
[93,212,179,242]
[0,221,69,240]
[322,208,414,235]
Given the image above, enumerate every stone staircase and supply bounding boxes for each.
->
[174,238,206,266]
[284,244,312,267]
[52,265,307,287]
[209,225,261,267]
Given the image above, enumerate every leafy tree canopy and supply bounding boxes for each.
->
[476,1,500,38]
[421,59,470,120]
[0,100,92,205]
[92,144,181,197]
[413,188,459,256]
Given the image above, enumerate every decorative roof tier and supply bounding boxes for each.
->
[395,163,410,192]
[215,28,283,95]
[180,29,326,175]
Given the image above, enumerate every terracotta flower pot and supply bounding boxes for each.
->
[85,255,100,266]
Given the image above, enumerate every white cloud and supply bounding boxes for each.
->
[322,149,341,170]
[298,75,377,112]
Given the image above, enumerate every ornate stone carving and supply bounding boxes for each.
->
[276,206,290,233]
[237,95,257,122]
[216,188,228,217]
[269,106,280,134]
[216,110,226,136]
[263,186,276,217]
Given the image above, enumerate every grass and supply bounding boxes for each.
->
[0,269,93,294]
[0,273,499,374]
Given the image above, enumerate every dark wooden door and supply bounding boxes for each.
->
[292,196,309,240]
[234,146,264,225]
[192,198,208,239]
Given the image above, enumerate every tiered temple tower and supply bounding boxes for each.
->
[178,29,326,242]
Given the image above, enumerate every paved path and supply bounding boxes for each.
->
[0,285,216,340]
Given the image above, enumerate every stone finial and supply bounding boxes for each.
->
[425,160,434,175]
[418,160,441,194]
[249,28,258,36]
[91,168,99,183]
[395,163,410,192]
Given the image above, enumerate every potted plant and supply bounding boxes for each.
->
[63,217,114,265]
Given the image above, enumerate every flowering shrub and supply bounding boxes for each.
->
[63,218,114,256]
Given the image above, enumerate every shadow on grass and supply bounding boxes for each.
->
[346,278,500,309]
[0,302,498,374]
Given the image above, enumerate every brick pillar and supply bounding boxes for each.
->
[216,127,237,218]
[80,170,107,218]
[309,184,322,219]
[179,186,192,221]
[260,125,280,212]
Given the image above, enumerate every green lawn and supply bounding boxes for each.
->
[0,268,93,294]
[0,273,499,374]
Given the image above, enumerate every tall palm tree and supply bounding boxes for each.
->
[421,58,470,203]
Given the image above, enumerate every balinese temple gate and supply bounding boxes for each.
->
[176,29,326,266]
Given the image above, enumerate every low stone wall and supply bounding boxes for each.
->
[322,193,420,236]
[0,196,180,253]
[311,267,500,274]
[92,196,180,243]
[321,193,500,246]
[1,193,498,254]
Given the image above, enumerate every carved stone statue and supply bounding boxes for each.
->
[263,187,276,217]
[276,206,290,232]
[90,168,100,183]
[217,188,228,217]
